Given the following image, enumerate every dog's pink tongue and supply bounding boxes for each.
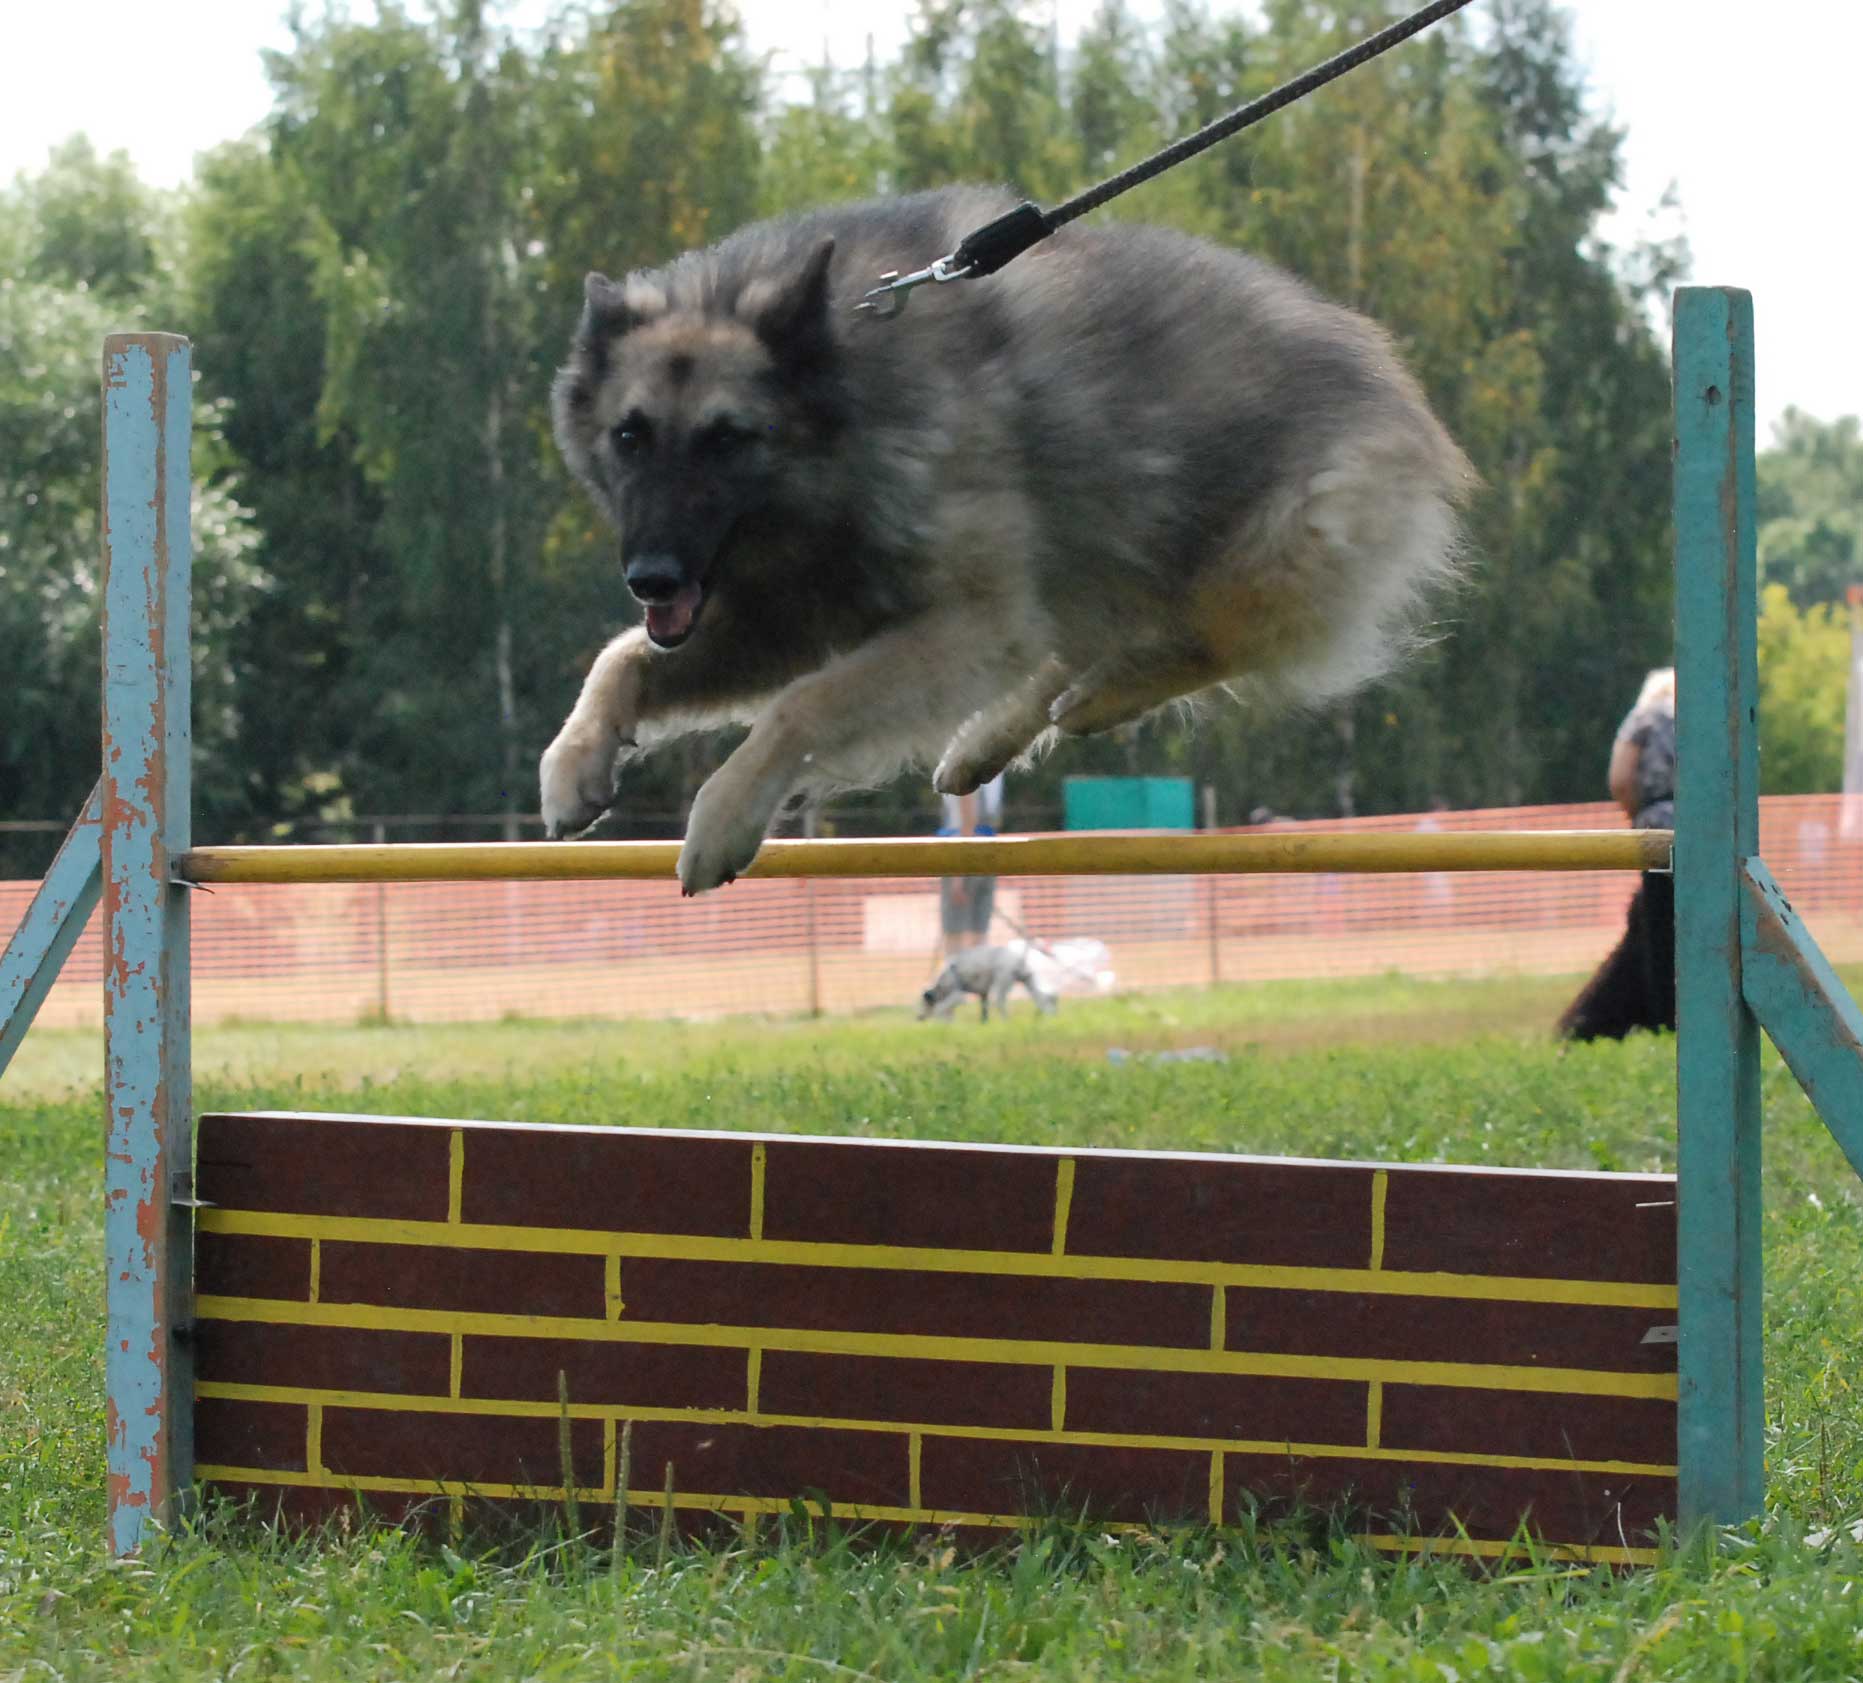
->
[646,583,701,642]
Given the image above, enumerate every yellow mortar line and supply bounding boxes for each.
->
[190,1463,1660,1566]
[448,1131,465,1225]
[194,1295,1678,1401]
[198,1209,1677,1311]
[194,1381,1678,1479]
[1369,1171,1389,1271]
[1051,1160,1075,1256]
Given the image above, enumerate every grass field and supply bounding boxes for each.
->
[5,972,1863,1678]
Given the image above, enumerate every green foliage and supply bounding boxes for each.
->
[1758,410,1863,611]
[6,987,1863,1675]
[0,162,263,873]
[1756,582,1848,795]
[3,0,1698,846]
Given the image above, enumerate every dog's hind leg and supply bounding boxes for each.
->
[933,658,1069,797]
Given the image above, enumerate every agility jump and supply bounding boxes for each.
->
[5,289,1863,1558]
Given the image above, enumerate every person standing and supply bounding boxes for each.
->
[939,775,1004,957]
[1559,668,1677,1040]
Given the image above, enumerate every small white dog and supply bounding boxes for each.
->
[918,944,1058,1023]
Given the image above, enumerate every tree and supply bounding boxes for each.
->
[0,160,261,873]
[1758,410,1863,611]
[1756,582,1847,795]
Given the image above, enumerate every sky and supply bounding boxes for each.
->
[1,2,1856,435]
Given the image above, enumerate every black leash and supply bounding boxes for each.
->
[856,0,1479,318]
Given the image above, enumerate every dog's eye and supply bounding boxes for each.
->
[613,413,652,455]
[698,419,759,455]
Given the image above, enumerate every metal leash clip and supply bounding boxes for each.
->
[854,255,973,319]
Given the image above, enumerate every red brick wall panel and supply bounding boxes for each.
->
[191,1116,1679,1554]
[1379,1169,1676,1282]
[460,1338,746,1411]
[758,1352,1053,1431]
[195,1232,311,1302]
[623,1421,911,1509]
[762,1139,1059,1252]
[1065,1156,1375,1267]
[197,1113,452,1221]
[318,1241,605,1320]
[460,1127,754,1236]
[1222,1290,1675,1374]
[1064,1368,1368,1446]
[1223,1452,1673,1547]
[1381,1386,1677,1467]
[621,1257,1210,1349]
[194,1321,452,1396]
[196,1398,307,1472]
[920,1437,1210,1525]
[321,1407,605,1490]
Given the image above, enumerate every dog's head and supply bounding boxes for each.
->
[917,966,960,1020]
[549,237,842,649]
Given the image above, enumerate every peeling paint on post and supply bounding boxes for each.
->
[1672,289,1763,1527]
[101,333,194,1556]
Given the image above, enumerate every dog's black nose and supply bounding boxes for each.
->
[625,552,685,604]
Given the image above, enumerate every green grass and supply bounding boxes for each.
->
[5,974,1863,1679]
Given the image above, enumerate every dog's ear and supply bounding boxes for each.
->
[582,270,665,339]
[750,237,836,362]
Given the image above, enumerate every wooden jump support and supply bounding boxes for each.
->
[5,290,1863,1558]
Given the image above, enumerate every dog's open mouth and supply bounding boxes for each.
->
[644,581,705,648]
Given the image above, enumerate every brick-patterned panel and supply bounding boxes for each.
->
[195,1321,452,1397]
[1063,1368,1367,1446]
[921,1437,1211,1524]
[761,1139,1058,1252]
[621,1256,1211,1348]
[319,1242,606,1320]
[193,1116,1678,1556]
[623,1421,911,1509]
[1066,1156,1375,1267]
[758,1352,1053,1431]
[195,1232,311,1301]
[460,1127,754,1236]
[1222,1453,1674,1545]
[1380,1168,1675,1281]
[1381,1385,1677,1466]
[461,1338,747,1411]
[198,1113,453,1221]
[321,1407,606,1490]
[196,1398,307,1473]
[1222,1289,1674,1374]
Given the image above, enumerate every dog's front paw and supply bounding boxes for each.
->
[539,723,624,838]
[932,745,990,798]
[676,777,772,895]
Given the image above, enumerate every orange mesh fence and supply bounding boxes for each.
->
[12,797,1862,1029]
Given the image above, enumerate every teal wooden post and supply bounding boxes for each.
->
[0,780,102,1079]
[1672,288,1764,1527]
[101,333,195,1554]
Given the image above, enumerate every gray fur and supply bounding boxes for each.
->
[919,944,1058,1022]
[539,186,1476,894]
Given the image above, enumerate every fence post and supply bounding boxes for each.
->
[101,333,194,1555]
[803,807,822,1016]
[373,820,391,1022]
[1201,785,1221,985]
[1672,287,1764,1528]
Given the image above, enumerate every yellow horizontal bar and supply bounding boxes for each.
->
[194,1380,1677,1479]
[193,1295,1678,1400]
[192,1464,1659,1565]
[176,829,1672,885]
[196,1207,1678,1310]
